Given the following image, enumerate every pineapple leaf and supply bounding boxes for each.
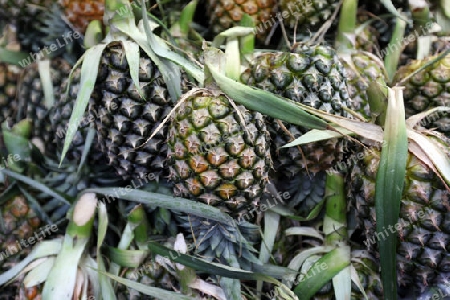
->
[257,211,280,298]
[407,130,450,186]
[285,227,324,241]
[60,44,106,164]
[384,14,407,82]
[332,266,352,300]
[212,26,255,48]
[43,195,97,299]
[0,47,29,65]
[147,240,280,283]
[283,128,353,147]
[23,256,55,288]
[0,239,62,286]
[380,0,411,24]
[37,60,54,109]
[205,50,328,130]
[122,40,144,99]
[350,264,369,300]
[375,87,408,299]
[87,188,234,224]
[1,169,70,206]
[293,247,351,299]
[282,246,335,289]
[405,106,450,128]
[108,247,148,267]
[96,202,116,300]
[97,270,197,299]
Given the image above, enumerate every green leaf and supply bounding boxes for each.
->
[60,44,106,163]
[205,50,328,130]
[38,60,54,109]
[86,188,234,224]
[122,40,144,99]
[0,239,62,286]
[283,128,352,147]
[96,202,116,300]
[147,241,279,283]
[294,247,351,299]
[108,247,148,268]
[98,270,197,299]
[375,87,408,299]
[0,47,30,66]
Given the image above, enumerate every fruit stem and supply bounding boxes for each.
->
[323,173,347,246]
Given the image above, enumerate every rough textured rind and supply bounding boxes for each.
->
[167,88,271,219]
[241,44,350,177]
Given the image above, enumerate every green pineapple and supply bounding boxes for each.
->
[393,53,450,136]
[241,43,351,177]
[279,0,340,30]
[16,3,83,63]
[340,50,388,120]
[49,67,105,163]
[0,63,20,126]
[89,42,188,180]
[205,0,277,41]
[166,87,271,219]
[348,138,450,294]
[0,0,57,21]
[350,250,383,299]
[16,58,73,153]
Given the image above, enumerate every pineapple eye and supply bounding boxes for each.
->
[287,54,310,74]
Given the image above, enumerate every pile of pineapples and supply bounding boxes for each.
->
[0,0,449,299]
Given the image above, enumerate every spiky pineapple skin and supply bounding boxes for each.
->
[393,54,450,136]
[279,0,339,30]
[205,0,276,40]
[90,42,183,180]
[59,0,105,34]
[349,145,450,291]
[0,0,57,20]
[0,63,20,126]
[167,88,271,219]
[241,44,351,177]
[16,58,73,152]
[340,51,387,120]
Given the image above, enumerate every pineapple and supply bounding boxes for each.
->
[0,63,20,126]
[393,53,450,136]
[205,0,277,41]
[351,250,383,299]
[59,0,105,35]
[166,87,271,219]
[16,58,73,149]
[348,140,450,294]
[16,3,84,63]
[279,0,340,30]
[240,43,351,177]
[88,42,186,180]
[340,50,388,120]
[49,67,105,163]
[0,0,57,21]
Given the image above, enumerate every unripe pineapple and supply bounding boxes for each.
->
[0,63,20,126]
[340,50,388,120]
[241,43,351,177]
[0,0,57,20]
[279,0,339,30]
[49,67,105,163]
[167,88,271,219]
[205,0,277,41]
[393,53,450,136]
[348,141,450,293]
[89,42,185,180]
[351,250,383,299]
[16,58,73,151]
